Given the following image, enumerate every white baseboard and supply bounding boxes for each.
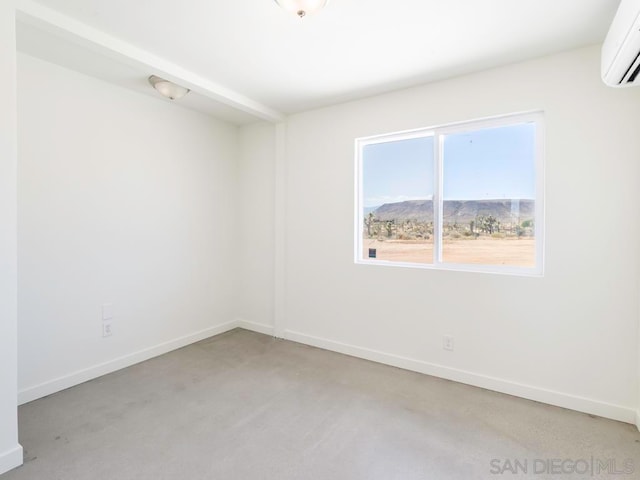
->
[237,318,276,336]
[15,320,635,425]
[18,320,239,405]
[0,445,23,476]
[284,329,636,424]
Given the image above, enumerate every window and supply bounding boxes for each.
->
[356,112,544,275]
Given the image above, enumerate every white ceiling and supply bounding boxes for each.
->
[17,0,620,123]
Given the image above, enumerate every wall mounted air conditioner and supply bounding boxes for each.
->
[602,0,640,87]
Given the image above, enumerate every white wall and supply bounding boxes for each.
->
[0,1,24,475]
[13,40,640,435]
[17,54,240,403]
[278,45,640,422]
[237,122,276,334]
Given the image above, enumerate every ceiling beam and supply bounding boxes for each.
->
[15,0,285,123]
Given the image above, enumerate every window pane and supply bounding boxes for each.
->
[362,136,434,264]
[442,123,536,267]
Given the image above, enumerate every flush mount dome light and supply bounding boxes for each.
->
[274,0,329,18]
[148,75,190,100]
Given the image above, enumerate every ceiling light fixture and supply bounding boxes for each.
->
[274,0,329,18]
[148,75,190,100]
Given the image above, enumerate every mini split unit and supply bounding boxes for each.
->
[602,0,640,87]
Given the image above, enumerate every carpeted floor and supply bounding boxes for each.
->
[4,329,640,479]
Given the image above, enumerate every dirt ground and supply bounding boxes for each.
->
[362,237,535,267]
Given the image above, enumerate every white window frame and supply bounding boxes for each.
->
[354,111,545,276]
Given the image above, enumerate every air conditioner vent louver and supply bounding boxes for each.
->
[622,50,640,84]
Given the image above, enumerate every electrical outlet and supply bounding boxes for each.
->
[103,322,113,338]
[443,335,454,351]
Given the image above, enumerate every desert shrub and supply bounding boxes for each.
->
[491,232,506,239]
[515,225,525,237]
[450,232,461,239]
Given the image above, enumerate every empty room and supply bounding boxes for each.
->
[2,0,640,478]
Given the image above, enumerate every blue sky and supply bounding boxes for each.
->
[362,123,536,207]
[362,136,434,207]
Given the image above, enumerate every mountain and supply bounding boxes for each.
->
[372,199,534,224]
[372,200,433,222]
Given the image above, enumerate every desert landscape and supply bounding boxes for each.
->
[362,199,536,267]
[362,237,535,266]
